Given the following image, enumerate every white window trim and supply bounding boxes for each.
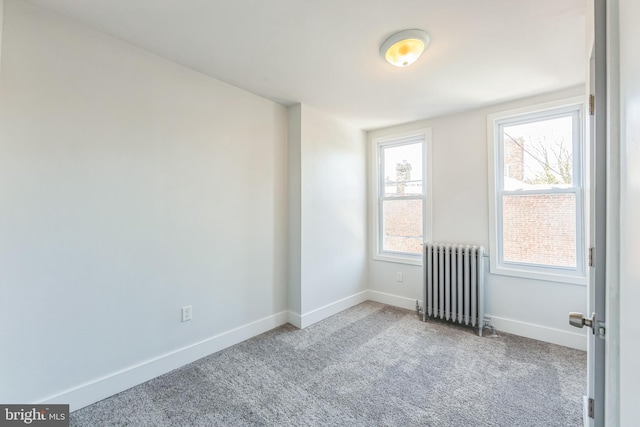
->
[371,128,432,266]
[487,97,587,285]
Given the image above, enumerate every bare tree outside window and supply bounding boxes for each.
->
[504,133,573,186]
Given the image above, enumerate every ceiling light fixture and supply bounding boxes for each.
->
[380,29,430,67]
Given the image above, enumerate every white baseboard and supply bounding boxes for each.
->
[487,315,587,351]
[292,290,369,329]
[287,311,302,328]
[367,290,422,312]
[39,311,289,412]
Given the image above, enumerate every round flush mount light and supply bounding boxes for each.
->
[380,29,430,67]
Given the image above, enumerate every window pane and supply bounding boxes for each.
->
[502,194,576,268]
[382,199,423,254]
[383,142,423,196]
[502,115,574,190]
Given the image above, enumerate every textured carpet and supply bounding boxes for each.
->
[70,302,586,426]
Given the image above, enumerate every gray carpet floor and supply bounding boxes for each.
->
[70,302,586,426]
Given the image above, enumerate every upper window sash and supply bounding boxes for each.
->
[494,105,584,192]
[377,136,426,198]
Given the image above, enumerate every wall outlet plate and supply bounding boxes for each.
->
[182,306,192,322]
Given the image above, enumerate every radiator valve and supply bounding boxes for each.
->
[415,301,423,319]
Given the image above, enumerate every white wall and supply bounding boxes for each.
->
[617,0,640,423]
[288,104,368,327]
[0,0,288,410]
[368,86,588,350]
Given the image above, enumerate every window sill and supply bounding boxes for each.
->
[373,253,423,266]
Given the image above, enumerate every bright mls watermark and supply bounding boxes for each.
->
[0,405,69,426]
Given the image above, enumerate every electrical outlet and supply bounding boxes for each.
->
[182,305,192,322]
[396,272,403,282]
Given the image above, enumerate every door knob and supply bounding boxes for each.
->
[569,312,595,332]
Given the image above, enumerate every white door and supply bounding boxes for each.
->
[569,1,607,426]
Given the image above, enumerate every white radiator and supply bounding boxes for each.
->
[422,243,486,336]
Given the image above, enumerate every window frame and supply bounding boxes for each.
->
[487,97,587,285]
[372,128,432,266]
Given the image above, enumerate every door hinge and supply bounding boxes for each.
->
[588,397,595,419]
[589,247,595,267]
[589,94,595,116]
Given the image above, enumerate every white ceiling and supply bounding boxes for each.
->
[26,0,587,130]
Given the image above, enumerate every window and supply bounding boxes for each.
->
[488,98,585,284]
[373,130,432,265]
